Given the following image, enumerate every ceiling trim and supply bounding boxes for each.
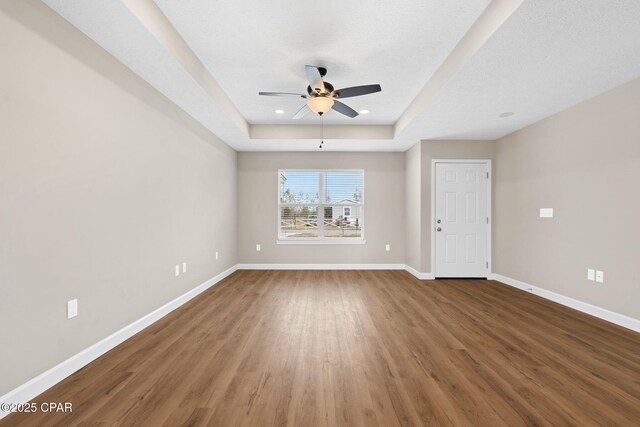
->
[120,0,249,136]
[249,125,394,140]
[394,0,524,137]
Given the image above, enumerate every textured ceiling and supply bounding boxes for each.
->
[40,0,640,151]
[398,0,640,142]
[153,0,491,125]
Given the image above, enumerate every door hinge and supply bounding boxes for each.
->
[486,217,489,224]
[486,261,489,268]
[486,171,489,179]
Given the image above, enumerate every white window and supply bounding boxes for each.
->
[278,170,364,242]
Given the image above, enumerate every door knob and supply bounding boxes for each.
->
[436,219,441,224]
[437,227,442,232]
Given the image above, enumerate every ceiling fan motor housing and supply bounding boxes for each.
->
[307,81,334,96]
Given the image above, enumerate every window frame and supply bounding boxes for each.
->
[277,169,365,244]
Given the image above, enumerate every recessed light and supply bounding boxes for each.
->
[499,111,514,118]
[274,109,285,114]
[359,109,370,115]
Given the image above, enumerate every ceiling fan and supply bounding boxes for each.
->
[259,65,382,119]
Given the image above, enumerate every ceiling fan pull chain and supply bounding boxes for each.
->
[319,115,324,149]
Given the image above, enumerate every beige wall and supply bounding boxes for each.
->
[0,1,237,395]
[404,143,422,271]
[494,77,640,320]
[237,152,405,264]
[419,140,496,272]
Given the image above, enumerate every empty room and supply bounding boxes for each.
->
[2,0,640,425]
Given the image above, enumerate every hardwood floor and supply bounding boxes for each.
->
[3,270,640,426]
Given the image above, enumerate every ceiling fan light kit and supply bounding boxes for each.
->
[307,96,334,115]
[258,65,382,120]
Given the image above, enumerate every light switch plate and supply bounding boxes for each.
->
[67,299,78,319]
[256,244,261,252]
[175,265,180,276]
[587,269,595,281]
[385,244,391,252]
[540,208,554,218]
[182,262,187,273]
[595,270,604,283]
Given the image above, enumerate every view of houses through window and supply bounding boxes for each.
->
[278,170,364,240]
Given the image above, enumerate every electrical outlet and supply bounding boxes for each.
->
[587,269,595,281]
[595,270,604,284]
[256,244,261,252]
[67,299,78,319]
[215,251,219,260]
[182,262,187,273]
[175,265,180,276]
[385,244,391,252]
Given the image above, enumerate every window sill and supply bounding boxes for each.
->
[276,239,366,245]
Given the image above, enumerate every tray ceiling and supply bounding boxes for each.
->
[41,0,640,151]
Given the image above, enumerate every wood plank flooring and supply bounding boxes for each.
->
[2,270,640,426]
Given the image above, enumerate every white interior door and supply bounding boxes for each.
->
[434,162,489,278]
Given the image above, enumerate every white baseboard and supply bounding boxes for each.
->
[403,265,435,280]
[0,264,238,420]
[237,263,406,270]
[237,263,436,281]
[490,273,640,333]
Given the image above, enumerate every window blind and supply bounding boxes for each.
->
[278,170,364,241]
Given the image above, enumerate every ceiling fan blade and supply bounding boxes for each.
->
[258,92,306,98]
[305,65,325,93]
[331,100,358,118]
[333,84,381,99]
[293,104,311,119]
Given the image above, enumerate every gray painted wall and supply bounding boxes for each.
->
[494,77,640,320]
[237,152,405,265]
[0,1,237,395]
[404,143,422,271]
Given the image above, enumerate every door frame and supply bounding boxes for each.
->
[431,159,492,278]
